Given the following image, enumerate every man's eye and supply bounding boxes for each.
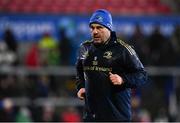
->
[97,26,103,29]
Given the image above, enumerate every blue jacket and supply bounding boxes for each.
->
[76,32,147,121]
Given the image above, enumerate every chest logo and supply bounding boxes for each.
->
[103,51,112,59]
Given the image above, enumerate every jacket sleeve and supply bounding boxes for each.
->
[121,45,148,88]
[75,44,86,91]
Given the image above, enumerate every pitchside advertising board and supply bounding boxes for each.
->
[0,14,180,43]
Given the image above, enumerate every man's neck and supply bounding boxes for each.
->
[93,37,111,48]
[103,37,111,45]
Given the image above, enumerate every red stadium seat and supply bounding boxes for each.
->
[0,0,8,7]
[95,0,109,8]
[81,0,95,6]
[34,5,47,13]
[148,0,160,5]
[65,6,77,14]
[131,6,146,15]
[1,0,173,15]
[109,0,124,8]
[25,0,37,6]
[6,3,21,13]
[136,0,149,7]
[145,5,158,15]
[77,6,92,15]
[158,4,171,14]
[49,6,65,14]
[53,0,67,6]
[21,5,34,13]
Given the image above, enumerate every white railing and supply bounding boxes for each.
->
[0,65,179,107]
[1,97,85,107]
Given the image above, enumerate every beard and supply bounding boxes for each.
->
[93,39,105,48]
[93,34,103,44]
[93,39,103,46]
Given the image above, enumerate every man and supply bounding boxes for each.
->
[76,9,147,122]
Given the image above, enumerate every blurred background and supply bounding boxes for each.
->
[0,0,180,122]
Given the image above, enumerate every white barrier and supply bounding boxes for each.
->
[0,66,179,107]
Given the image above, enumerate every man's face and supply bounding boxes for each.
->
[90,23,111,44]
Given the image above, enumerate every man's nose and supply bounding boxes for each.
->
[92,28,98,34]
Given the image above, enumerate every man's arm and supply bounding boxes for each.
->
[121,45,148,88]
[75,44,87,99]
[76,59,85,91]
[76,59,86,100]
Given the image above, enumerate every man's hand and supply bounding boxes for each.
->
[77,88,85,100]
[109,72,124,85]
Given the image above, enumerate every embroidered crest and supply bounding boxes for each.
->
[103,51,112,59]
[95,16,103,22]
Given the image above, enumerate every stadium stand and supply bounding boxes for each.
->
[0,0,179,122]
[0,0,172,15]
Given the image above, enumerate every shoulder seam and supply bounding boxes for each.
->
[116,39,135,55]
[82,40,93,45]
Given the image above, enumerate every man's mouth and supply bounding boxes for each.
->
[94,37,99,39]
[93,36,100,40]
